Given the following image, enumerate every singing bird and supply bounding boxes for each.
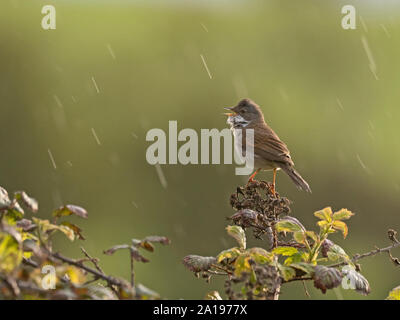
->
[225,98,311,194]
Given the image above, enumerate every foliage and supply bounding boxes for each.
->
[181,181,398,300]
[0,186,169,300]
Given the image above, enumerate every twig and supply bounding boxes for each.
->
[328,240,400,268]
[80,247,119,295]
[130,248,135,288]
[80,247,105,275]
[49,251,129,289]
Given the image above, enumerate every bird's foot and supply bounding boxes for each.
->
[269,184,277,197]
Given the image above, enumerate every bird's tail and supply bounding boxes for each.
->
[281,165,312,193]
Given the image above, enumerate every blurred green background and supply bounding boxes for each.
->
[1,0,400,299]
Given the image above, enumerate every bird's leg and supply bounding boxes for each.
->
[271,168,277,196]
[247,168,261,185]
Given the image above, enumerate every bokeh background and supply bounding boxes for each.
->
[1,0,400,299]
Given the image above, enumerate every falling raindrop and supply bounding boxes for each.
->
[200,23,209,33]
[200,54,213,79]
[53,94,63,108]
[361,35,378,80]
[48,149,57,169]
[91,128,101,146]
[336,98,344,110]
[91,76,100,93]
[106,43,116,59]
[155,163,168,189]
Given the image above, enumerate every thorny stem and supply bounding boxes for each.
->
[130,248,135,288]
[80,247,119,295]
[49,251,129,289]
[328,240,400,268]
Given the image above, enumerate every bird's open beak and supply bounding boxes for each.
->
[223,107,236,116]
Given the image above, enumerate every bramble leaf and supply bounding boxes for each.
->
[313,265,342,294]
[387,286,400,300]
[234,254,252,276]
[248,247,274,264]
[278,264,296,281]
[226,225,246,249]
[182,255,216,272]
[205,291,223,300]
[332,208,354,221]
[272,246,298,256]
[217,247,241,263]
[314,207,333,222]
[332,220,348,238]
[14,191,38,213]
[275,219,303,233]
[53,205,88,219]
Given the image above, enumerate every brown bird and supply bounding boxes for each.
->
[225,98,311,193]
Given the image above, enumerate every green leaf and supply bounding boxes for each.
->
[247,247,274,264]
[332,220,348,238]
[0,233,23,272]
[272,246,298,256]
[6,203,24,221]
[290,262,315,276]
[53,205,88,219]
[306,231,318,242]
[326,244,350,262]
[275,219,303,233]
[387,286,400,300]
[234,254,252,276]
[278,264,296,281]
[284,252,306,265]
[226,225,246,249]
[332,208,354,221]
[314,207,333,222]
[135,283,160,299]
[293,231,306,244]
[217,247,241,263]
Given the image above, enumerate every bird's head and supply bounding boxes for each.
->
[224,98,264,123]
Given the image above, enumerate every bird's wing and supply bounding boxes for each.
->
[243,126,294,166]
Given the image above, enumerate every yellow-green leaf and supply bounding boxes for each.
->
[290,262,315,276]
[272,246,298,256]
[275,220,303,233]
[234,254,252,276]
[387,286,400,300]
[248,247,274,264]
[314,207,333,222]
[205,291,223,300]
[293,231,306,244]
[332,209,354,221]
[217,247,241,263]
[278,264,296,281]
[226,225,246,249]
[306,231,318,242]
[0,233,23,272]
[332,220,348,238]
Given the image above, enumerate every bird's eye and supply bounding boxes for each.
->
[240,109,246,113]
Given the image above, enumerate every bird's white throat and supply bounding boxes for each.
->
[227,115,250,129]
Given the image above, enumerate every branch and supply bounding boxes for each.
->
[329,230,400,268]
[49,251,130,289]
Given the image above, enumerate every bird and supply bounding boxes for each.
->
[224,98,311,194]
